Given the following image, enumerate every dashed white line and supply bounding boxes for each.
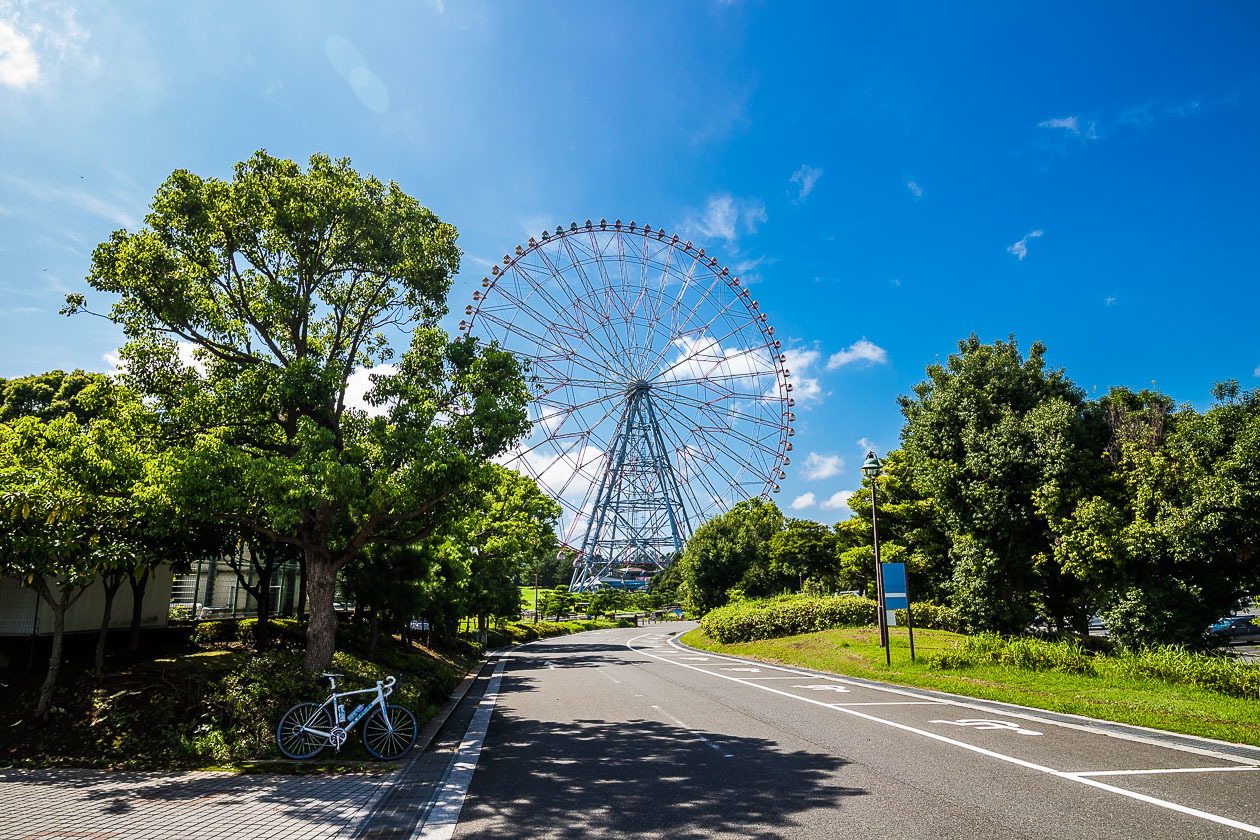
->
[651,705,733,758]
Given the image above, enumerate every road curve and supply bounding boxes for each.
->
[445,624,1260,840]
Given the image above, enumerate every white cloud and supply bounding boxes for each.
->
[790,492,816,511]
[343,364,398,417]
[102,341,208,377]
[820,490,854,511]
[1105,294,1117,307]
[1007,229,1044,261]
[790,165,823,201]
[857,437,877,454]
[0,17,38,88]
[803,452,843,481]
[906,181,923,199]
[1038,115,1097,141]
[425,0,445,12]
[682,193,767,244]
[826,339,888,369]
[1254,364,1260,378]
[781,347,824,405]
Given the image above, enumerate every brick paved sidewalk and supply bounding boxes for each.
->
[0,767,397,840]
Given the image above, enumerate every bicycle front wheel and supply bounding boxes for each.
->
[362,704,418,760]
[276,701,332,759]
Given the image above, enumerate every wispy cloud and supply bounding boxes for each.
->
[906,181,923,199]
[857,437,878,454]
[424,0,445,13]
[790,492,816,511]
[1038,115,1098,141]
[1007,229,1044,261]
[1105,294,1117,307]
[1254,364,1260,378]
[820,490,854,511]
[790,165,823,202]
[803,452,843,481]
[826,339,887,369]
[4,174,139,228]
[325,36,389,113]
[682,193,767,244]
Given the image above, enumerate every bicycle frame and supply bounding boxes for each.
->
[300,675,398,750]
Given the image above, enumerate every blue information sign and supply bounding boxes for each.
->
[882,563,909,609]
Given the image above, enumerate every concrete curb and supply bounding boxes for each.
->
[671,631,1260,765]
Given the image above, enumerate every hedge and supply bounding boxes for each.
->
[699,595,964,644]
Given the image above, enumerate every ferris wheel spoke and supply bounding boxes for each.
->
[654,386,785,429]
[547,237,639,379]
[655,391,785,462]
[654,399,773,502]
[475,309,623,384]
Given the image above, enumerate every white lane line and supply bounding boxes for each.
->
[413,658,509,840]
[597,668,622,685]
[658,636,1260,768]
[1068,767,1260,778]
[627,633,1260,836]
[831,701,946,707]
[651,705,734,758]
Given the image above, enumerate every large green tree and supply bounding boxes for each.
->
[769,519,840,592]
[898,335,1107,632]
[0,383,151,717]
[1050,383,1260,646]
[70,151,530,669]
[679,498,786,613]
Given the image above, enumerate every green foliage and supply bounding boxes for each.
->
[929,633,1095,674]
[191,621,237,646]
[700,595,878,643]
[679,498,787,613]
[1109,646,1260,700]
[71,150,533,670]
[769,519,840,590]
[701,593,964,644]
[898,335,1108,633]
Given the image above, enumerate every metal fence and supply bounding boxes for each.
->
[170,557,306,620]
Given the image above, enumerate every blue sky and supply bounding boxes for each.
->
[2,1,1258,522]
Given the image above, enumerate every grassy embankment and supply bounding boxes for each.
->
[683,625,1260,747]
[1,615,633,771]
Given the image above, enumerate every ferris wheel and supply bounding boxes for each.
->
[460,219,795,591]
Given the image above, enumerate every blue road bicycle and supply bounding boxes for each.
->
[276,672,418,761]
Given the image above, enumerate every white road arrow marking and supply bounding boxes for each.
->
[930,718,1042,736]
[794,684,851,693]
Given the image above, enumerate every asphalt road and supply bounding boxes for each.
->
[441,624,1260,840]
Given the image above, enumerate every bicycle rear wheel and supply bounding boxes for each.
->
[276,701,332,759]
[362,704,418,760]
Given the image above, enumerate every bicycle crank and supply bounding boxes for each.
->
[330,727,348,751]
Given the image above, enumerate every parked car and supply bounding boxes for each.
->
[1209,616,1260,645]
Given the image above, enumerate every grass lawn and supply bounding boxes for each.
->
[682,625,1260,747]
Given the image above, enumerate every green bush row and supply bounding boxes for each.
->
[698,595,963,644]
[928,634,1260,697]
[928,633,1096,674]
[190,618,305,649]
[483,617,638,649]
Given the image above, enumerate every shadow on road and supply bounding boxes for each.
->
[457,713,863,839]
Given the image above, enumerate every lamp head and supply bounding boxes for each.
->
[860,451,883,478]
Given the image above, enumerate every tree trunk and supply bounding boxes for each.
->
[36,593,70,720]
[254,570,273,651]
[296,555,308,618]
[367,610,380,660]
[303,553,338,671]
[95,573,124,680]
[127,568,151,652]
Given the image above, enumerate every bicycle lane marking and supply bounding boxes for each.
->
[625,633,1260,837]
[413,658,509,840]
[656,634,1260,767]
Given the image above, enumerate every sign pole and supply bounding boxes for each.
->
[871,479,889,666]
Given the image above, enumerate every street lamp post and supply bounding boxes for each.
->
[861,451,890,666]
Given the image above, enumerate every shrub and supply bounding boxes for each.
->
[928,633,1095,675]
[894,602,965,633]
[700,595,879,643]
[191,620,237,646]
[1108,646,1260,700]
[236,618,305,649]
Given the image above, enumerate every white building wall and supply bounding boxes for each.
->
[0,566,174,636]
